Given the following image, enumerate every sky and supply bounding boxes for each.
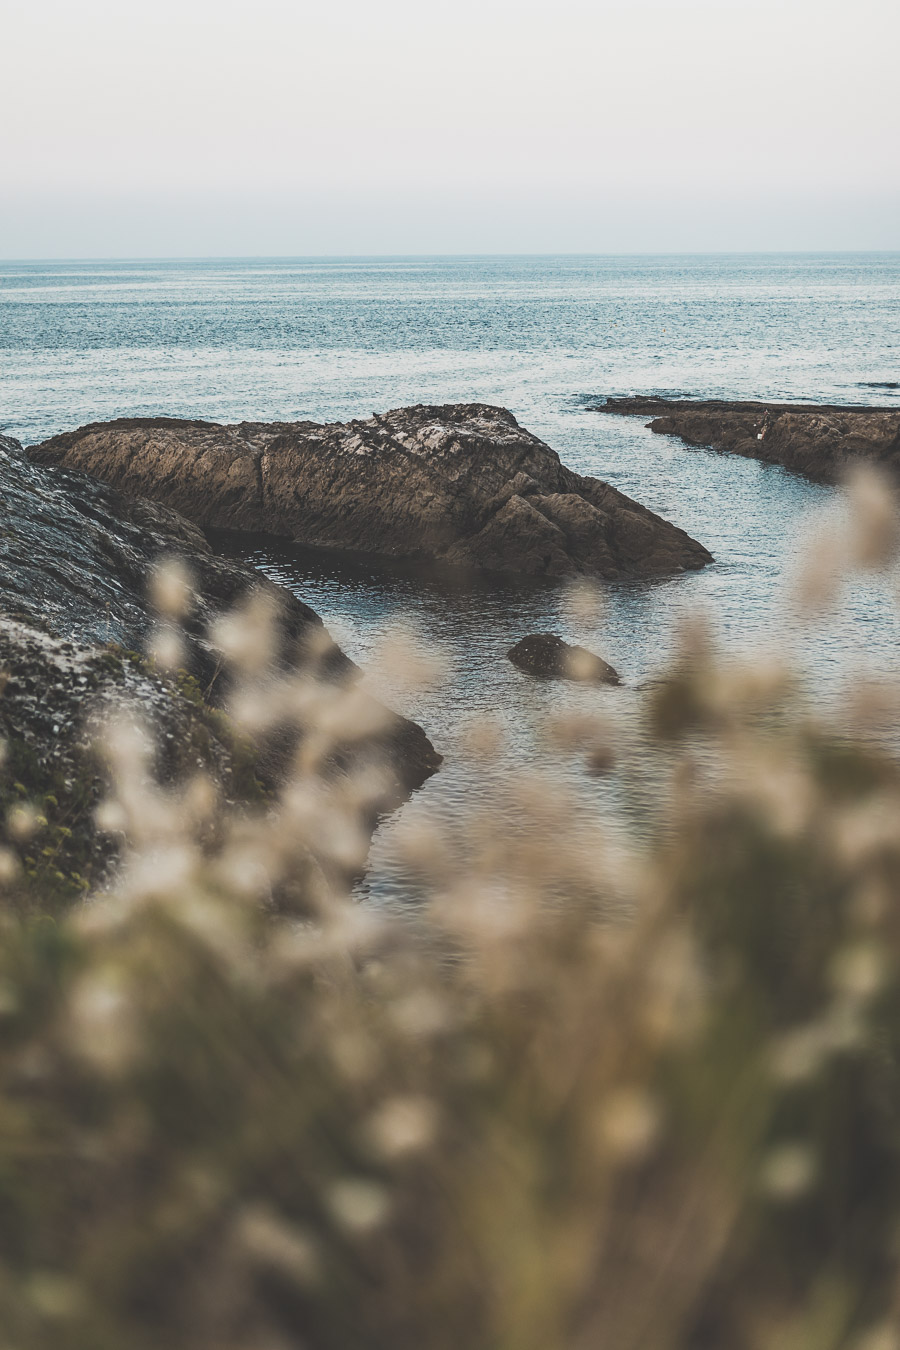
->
[2,0,898,257]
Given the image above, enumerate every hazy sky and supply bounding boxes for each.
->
[3,0,898,256]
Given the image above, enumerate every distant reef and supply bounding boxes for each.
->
[29,404,712,580]
[595,397,900,485]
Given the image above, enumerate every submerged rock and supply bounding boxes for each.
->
[596,397,900,485]
[30,404,712,579]
[507,633,621,685]
[0,435,440,905]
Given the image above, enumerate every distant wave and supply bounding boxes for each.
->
[858,381,900,389]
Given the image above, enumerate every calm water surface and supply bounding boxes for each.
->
[2,255,899,901]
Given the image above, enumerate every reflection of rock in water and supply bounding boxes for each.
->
[30,404,712,580]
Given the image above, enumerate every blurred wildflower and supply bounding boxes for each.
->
[147,623,185,673]
[236,1206,321,1287]
[789,519,847,615]
[327,1179,391,1234]
[759,1145,817,1202]
[66,967,138,1074]
[7,801,43,841]
[211,589,279,676]
[366,1096,438,1158]
[594,1087,662,1163]
[370,622,447,694]
[769,1023,829,1085]
[846,465,899,570]
[149,557,195,620]
[563,576,607,628]
[0,845,21,884]
[829,942,887,1003]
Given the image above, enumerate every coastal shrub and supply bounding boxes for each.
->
[2,475,900,1349]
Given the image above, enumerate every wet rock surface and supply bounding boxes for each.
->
[595,398,900,485]
[2,430,333,664]
[0,616,262,910]
[0,436,440,905]
[30,404,712,579]
[507,633,621,685]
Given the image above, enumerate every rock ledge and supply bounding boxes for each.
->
[595,397,900,485]
[30,405,712,580]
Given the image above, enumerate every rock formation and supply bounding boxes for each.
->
[507,633,621,685]
[0,435,440,903]
[596,398,900,485]
[30,404,712,579]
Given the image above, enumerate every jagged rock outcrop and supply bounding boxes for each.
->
[507,633,621,685]
[29,405,712,579]
[595,398,900,485]
[0,435,440,904]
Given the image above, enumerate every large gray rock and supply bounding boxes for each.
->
[0,435,440,905]
[29,404,713,579]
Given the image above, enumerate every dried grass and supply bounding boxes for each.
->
[3,475,900,1348]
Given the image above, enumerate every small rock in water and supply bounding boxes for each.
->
[507,633,621,685]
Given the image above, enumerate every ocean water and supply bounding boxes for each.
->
[2,254,899,902]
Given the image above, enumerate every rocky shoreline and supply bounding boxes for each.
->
[0,433,440,906]
[595,397,900,485]
[30,403,712,579]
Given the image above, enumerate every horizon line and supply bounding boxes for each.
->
[3,249,900,265]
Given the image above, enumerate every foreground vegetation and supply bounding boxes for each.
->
[2,474,900,1349]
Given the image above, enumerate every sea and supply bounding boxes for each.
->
[2,254,899,902]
